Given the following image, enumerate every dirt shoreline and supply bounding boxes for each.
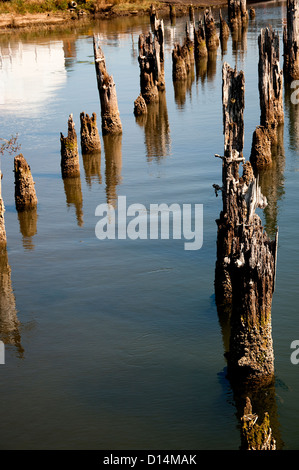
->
[0,0,228,33]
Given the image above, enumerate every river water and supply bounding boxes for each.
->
[0,0,298,450]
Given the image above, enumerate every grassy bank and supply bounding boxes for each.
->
[0,0,155,15]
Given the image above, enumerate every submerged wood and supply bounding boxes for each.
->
[241,397,276,450]
[204,8,219,51]
[283,0,299,80]
[80,112,101,154]
[0,172,6,247]
[250,27,284,169]
[93,34,122,135]
[215,63,277,386]
[138,33,159,104]
[60,114,80,178]
[14,154,38,211]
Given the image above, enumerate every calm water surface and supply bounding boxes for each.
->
[0,0,298,450]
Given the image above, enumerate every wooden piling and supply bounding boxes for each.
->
[241,397,276,450]
[60,114,80,178]
[194,20,208,59]
[204,8,219,51]
[80,112,101,154]
[153,17,165,91]
[214,63,277,387]
[138,33,159,104]
[283,0,299,80]
[14,154,38,212]
[250,27,284,169]
[93,34,122,135]
[228,0,248,29]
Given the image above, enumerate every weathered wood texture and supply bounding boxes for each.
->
[250,28,284,169]
[80,112,101,154]
[283,0,299,80]
[93,35,122,135]
[220,10,230,41]
[215,63,277,386]
[14,154,38,211]
[228,0,248,28]
[154,18,165,91]
[194,20,208,59]
[0,172,6,247]
[172,27,194,80]
[60,114,80,178]
[241,397,276,450]
[138,33,159,103]
[204,8,219,51]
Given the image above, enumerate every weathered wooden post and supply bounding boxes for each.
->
[172,43,188,81]
[154,17,165,91]
[204,8,219,51]
[150,3,156,24]
[283,0,299,80]
[138,33,159,104]
[0,170,6,247]
[60,114,80,178]
[241,397,276,450]
[80,112,101,154]
[14,154,38,212]
[250,27,284,169]
[220,10,230,41]
[169,4,176,24]
[214,63,277,387]
[194,20,208,59]
[228,0,248,29]
[134,94,148,116]
[93,34,122,135]
[189,4,194,22]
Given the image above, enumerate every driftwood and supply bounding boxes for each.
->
[60,114,80,178]
[80,112,101,154]
[283,0,299,80]
[215,63,277,387]
[204,8,219,51]
[93,35,122,135]
[250,28,284,170]
[241,397,276,450]
[0,172,6,247]
[14,154,38,212]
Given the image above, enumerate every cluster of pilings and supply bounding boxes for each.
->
[134,17,165,117]
[214,62,279,448]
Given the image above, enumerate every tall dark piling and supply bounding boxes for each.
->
[250,27,284,170]
[228,0,248,29]
[14,154,38,211]
[80,112,101,154]
[214,62,277,388]
[93,34,122,135]
[154,18,165,91]
[283,0,299,80]
[60,114,80,178]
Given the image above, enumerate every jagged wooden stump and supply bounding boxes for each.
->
[241,397,276,450]
[60,114,80,178]
[14,154,38,211]
[80,112,101,154]
[283,0,299,80]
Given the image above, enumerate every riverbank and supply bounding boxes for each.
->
[0,0,227,32]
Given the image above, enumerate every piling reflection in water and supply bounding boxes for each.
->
[82,151,102,187]
[103,134,122,208]
[0,246,23,359]
[63,176,84,227]
[135,91,171,162]
[284,81,299,152]
[258,124,285,239]
[17,208,38,250]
